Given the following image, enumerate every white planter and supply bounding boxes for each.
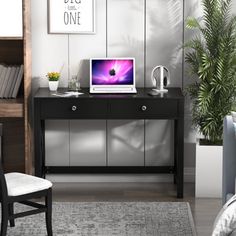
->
[195,142,223,198]
[48,81,59,91]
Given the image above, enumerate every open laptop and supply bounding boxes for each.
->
[90,58,137,93]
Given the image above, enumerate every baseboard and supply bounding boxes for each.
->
[46,167,195,183]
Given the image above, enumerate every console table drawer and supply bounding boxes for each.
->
[109,99,178,119]
[40,99,107,119]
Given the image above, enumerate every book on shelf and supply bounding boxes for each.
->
[9,66,20,98]
[0,65,5,90]
[0,65,4,80]
[0,66,7,96]
[1,67,11,98]
[3,66,17,98]
[0,64,23,99]
[12,65,24,98]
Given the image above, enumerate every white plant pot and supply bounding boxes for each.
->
[48,81,59,91]
[195,142,223,198]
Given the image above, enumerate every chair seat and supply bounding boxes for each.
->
[5,172,52,196]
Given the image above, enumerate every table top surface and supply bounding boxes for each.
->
[34,87,184,100]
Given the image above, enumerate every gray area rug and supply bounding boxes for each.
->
[6,202,196,236]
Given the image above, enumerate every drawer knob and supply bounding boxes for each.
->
[141,105,147,111]
[71,105,77,111]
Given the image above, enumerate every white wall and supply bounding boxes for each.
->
[184,0,202,170]
[31,0,236,179]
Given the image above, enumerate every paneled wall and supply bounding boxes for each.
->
[32,0,236,174]
[31,0,184,170]
[184,0,202,169]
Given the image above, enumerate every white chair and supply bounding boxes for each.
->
[0,165,53,236]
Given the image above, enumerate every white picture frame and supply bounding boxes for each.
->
[48,0,95,34]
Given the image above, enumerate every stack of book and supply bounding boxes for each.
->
[0,64,24,99]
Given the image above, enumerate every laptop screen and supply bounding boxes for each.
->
[91,58,134,85]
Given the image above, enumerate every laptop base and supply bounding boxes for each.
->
[90,87,137,94]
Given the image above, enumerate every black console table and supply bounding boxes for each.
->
[34,88,184,198]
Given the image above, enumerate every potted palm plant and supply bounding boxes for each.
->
[185,0,236,197]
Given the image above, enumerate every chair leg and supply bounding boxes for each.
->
[8,203,15,227]
[45,188,53,236]
[1,202,8,236]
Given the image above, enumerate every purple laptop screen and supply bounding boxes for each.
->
[91,59,134,85]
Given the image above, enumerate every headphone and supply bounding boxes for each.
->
[151,65,170,89]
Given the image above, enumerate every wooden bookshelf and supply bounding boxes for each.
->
[0,37,23,41]
[0,40,23,64]
[0,99,24,117]
[0,0,32,174]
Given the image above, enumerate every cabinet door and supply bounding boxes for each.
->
[107,120,144,166]
[45,120,69,166]
[70,120,106,166]
[0,0,23,37]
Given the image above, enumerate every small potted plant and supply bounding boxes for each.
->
[47,72,60,91]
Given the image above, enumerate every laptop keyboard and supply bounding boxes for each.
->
[94,87,132,91]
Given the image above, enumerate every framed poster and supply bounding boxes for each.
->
[48,0,95,34]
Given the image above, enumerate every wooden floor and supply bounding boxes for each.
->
[51,182,221,236]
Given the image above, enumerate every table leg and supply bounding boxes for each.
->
[34,100,44,177]
[176,100,184,198]
[174,120,177,184]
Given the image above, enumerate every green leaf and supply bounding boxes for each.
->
[186,17,201,29]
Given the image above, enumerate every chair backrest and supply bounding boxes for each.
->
[0,163,8,200]
[0,124,8,200]
[223,115,236,204]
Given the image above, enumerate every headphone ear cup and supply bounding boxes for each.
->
[163,76,168,87]
[151,74,156,86]
[163,67,170,87]
[164,75,170,87]
[151,66,161,87]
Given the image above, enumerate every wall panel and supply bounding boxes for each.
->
[70,120,106,166]
[146,0,183,88]
[107,0,145,167]
[145,0,183,167]
[145,120,174,166]
[45,120,69,166]
[69,0,107,87]
[107,120,144,166]
[31,0,68,87]
[31,0,215,173]
[183,0,202,168]
[66,0,107,167]
[107,0,145,87]
[233,1,236,12]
